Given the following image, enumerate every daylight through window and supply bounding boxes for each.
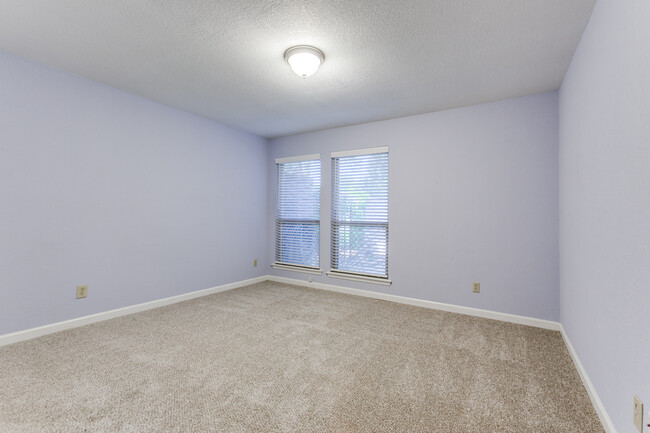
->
[331,147,389,279]
[275,155,321,269]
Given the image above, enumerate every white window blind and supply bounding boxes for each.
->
[275,155,321,269]
[331,148,388,279]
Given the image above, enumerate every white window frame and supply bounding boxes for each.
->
[272,154,323,275]
[328,147,391,285]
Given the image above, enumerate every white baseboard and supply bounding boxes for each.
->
[0,274,558,347]
[266,275,560,330]
[0,276,266,347]
[559,325,617,433]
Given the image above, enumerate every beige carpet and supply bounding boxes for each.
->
[0,281,604,432]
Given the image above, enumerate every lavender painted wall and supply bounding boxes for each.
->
[559,0,650,431]
[268,92,560,321]
[0,50,268,335]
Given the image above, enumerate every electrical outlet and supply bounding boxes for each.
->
[634,395,643,433]
[76,285,87,299]
[253,259,258,267]
[472,282,480,293]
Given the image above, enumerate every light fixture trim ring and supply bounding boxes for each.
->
[283,45,325,64]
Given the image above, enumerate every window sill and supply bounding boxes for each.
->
[326,271,392,286]
[272,263,323,276]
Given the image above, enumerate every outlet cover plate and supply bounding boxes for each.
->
[634,394,643,433]
[472,282,480,293]
[76,285,88,299]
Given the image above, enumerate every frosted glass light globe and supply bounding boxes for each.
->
[284,46,325,78]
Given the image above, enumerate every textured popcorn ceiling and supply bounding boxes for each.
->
[0,0,595,138]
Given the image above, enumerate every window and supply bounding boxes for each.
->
[274,154,321,273]
[329,147,390,284]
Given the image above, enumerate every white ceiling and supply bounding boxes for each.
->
[0,0,595,138]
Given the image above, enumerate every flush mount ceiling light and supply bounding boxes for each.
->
[284,45,324,78]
